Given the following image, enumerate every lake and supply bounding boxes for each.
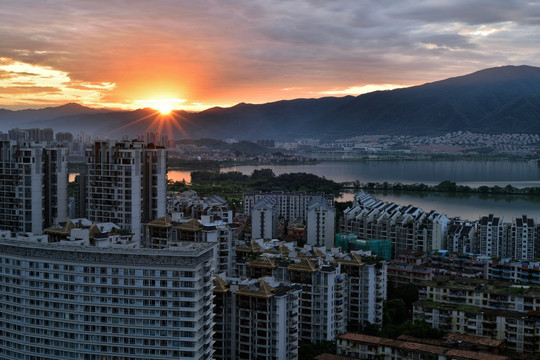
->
[168,160,540,221]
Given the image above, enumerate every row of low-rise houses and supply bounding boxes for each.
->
[387,250,540,287]
[341,191,540,261]
[413,276,540,354]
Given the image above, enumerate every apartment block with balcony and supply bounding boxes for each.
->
[0,237,216,360]
[341,192,449,259]
[338,254,387,330]
[288,259,346,342]
[86,140,166,243]
[243,191,334,221]
[415,276,540,354]
[0,140,68,234]
[213,276,300,360]
[251,196,279,240]
[306,196,336,249]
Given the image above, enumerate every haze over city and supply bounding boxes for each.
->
[2,0,540,111]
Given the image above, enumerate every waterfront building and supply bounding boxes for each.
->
[243,191,334,221]
[86,140,166,243]
[341,192,449,258]
[0,237,216,360]
[444,219,475,254]
[0,140,68,234]
[477,214,505,258]
[512,215,537,261]
[244,191,336,245]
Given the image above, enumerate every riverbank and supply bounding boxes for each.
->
[342,180,540,196]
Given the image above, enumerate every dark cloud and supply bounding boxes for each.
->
[0,0,539,107]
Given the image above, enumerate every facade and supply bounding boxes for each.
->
[338,254,387,330]
[341,192,449,258]
[288,259,346,342]
[0,140,68,234]
[477,214,505,257]
[444,220,475,254]
[213,277,300,360]
[86,140,166,242]
[0,238,216,360]
[413,300,540,354]
[250,196,279,240]
[415,276,540,354]
[306,196,336,249]
[243,191,334,221]
[512,215,537,261]
[145,215,238,276]
[233,239,385,342]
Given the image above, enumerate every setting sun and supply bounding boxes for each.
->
[133,98,186,114]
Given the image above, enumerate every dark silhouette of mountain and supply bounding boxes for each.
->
[310,65,540,137]
[1,65,540,139]
[0,103,111,130]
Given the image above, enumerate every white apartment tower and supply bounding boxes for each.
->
[87,140,166,242]
[244,191,334,220]
[512,215,537,261]
[0,140,68,234]
[338,254,387,330]
[251,196,279,240]
[306,196,336,248]
[0,238,216,360]
[478,214,504,257]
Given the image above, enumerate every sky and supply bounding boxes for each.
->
[1,0,540,111]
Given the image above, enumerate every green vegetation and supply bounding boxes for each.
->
[356,283,445,339]
[298,341,336,360]
[167,169,343,199]
[351,180,540,196]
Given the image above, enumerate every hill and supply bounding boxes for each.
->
[1,65,540,140]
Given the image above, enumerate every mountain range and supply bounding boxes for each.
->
[1,65,540,140]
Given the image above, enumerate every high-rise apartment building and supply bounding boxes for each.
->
[0,237,216,360]
[338,254,387,330]
[243,191,334,221]
[288,259,346,342]
[0,140,68,234]
[86,140,166,242]
[477,214,505,257]
[512,215,537,261]
[213,277,300,360]
[306,196,336,248]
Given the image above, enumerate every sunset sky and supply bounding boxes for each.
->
[1,0,540,111]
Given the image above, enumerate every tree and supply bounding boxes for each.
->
[298,341,336,360]
[436,180,457,192]
[251,168,275,179]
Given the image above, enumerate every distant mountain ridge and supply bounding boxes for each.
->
[1,65,540,140]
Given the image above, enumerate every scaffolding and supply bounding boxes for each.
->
[335,233,391,260]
